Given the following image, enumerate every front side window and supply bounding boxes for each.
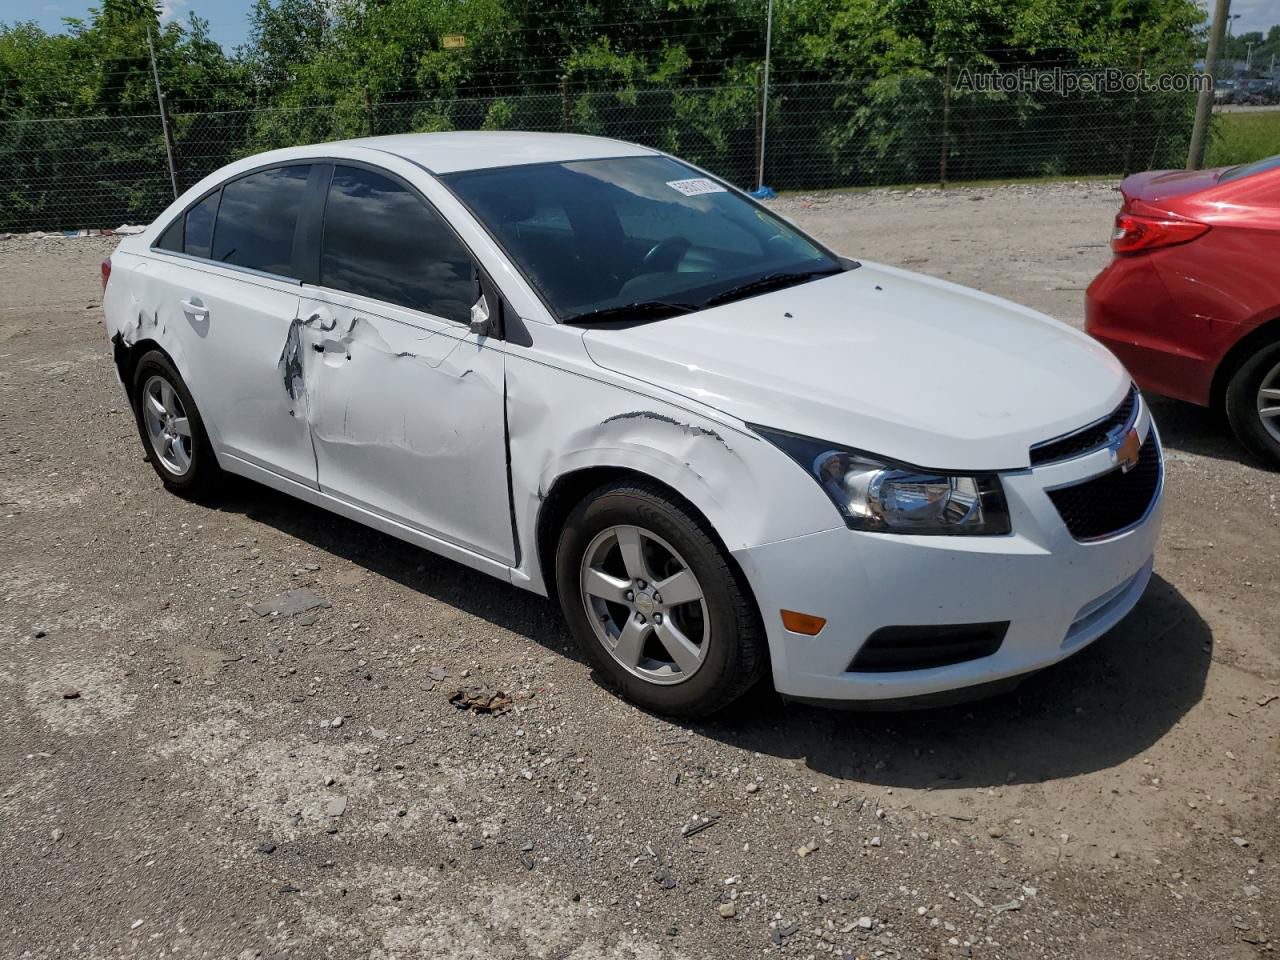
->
[319,165,475,323]
[211,165,311,277]
[442,155,840,321]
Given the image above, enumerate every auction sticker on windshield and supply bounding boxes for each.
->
[666,178,727,196]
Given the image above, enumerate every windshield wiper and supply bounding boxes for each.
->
[562,300,700,325]
[702,268,843,308]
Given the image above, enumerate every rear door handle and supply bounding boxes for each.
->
[180,298,209,318]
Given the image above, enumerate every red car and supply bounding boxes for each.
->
[1086,155,1280,466]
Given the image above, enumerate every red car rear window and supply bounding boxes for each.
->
[1219,154,1280,184]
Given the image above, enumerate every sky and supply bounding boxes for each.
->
[3,0,1278,52]
[2,0,258,52]
[1219,0,1280,37]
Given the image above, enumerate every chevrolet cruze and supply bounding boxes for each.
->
[101,132,1164,716]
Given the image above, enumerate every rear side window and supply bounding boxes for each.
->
[211,165,311,276]
[320,165,474,323]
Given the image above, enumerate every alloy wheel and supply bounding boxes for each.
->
[579,524,709,685]
[141,374,193,476]
[1258,359,1280,444]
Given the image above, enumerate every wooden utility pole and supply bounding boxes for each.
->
[1122,49,1145,176]
[754,65,764,186]
[147,27,180,200]
[756,0,773,191]
[1187,0,1231,169]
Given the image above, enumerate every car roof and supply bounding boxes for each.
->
[336,131,660,174]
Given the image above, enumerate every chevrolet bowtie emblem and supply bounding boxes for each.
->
[1115,428,1141,473]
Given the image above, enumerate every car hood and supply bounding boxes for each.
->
[581,263,1129,470]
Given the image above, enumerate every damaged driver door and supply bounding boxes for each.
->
[293,164,515,566]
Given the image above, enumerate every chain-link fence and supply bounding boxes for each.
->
[0,74,1199,234]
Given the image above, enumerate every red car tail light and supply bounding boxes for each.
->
[1110,213,1209,254]
[100,256,112,291]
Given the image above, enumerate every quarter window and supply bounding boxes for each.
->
[211,165,311,277]
[320,165,474,323]
[184,190,219,260]
[156,215,182,252]
[154,188,219,258]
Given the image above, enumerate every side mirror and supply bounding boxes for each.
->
[469,266,503,338]
[470,291,492,337]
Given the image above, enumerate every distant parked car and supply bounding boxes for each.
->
[1087,155,1280,465]
[1234,78,1278,105]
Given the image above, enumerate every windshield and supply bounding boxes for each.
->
[441,156,842,321]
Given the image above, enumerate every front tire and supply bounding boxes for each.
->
[555,480,767,717]
[1225,339,1280,468]
[130,351,221,496]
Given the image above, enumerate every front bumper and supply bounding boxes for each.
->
[733,416,1165,704]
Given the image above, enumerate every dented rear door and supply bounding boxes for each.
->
[147,257,315,486]
[141,162,321,488]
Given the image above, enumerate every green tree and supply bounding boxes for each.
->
[0,1,248,229]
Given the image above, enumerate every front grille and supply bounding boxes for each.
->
[848,621,1009,673]
[1047,431,1162,541]
[1030,386,1138,466]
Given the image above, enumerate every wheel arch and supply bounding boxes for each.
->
[112,335,172,406]
[534,465,754,613]
[1210,314,1280,410]
[534,463,772,696]
[112,334,224,455]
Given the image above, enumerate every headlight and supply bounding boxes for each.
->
[754,426,1011,536]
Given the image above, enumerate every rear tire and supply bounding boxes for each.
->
[555,479,767,717]
[1224,339,1280,468]
[130,351,221,496]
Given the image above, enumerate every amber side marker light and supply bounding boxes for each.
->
[780,610,827,636]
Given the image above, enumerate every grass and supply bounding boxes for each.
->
[1206,110,1280,167]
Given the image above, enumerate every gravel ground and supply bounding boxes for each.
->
[1,181,1276,960]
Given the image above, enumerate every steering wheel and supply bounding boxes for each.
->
[641,236,692,272]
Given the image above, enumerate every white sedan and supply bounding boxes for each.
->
[101,132,1164,715]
